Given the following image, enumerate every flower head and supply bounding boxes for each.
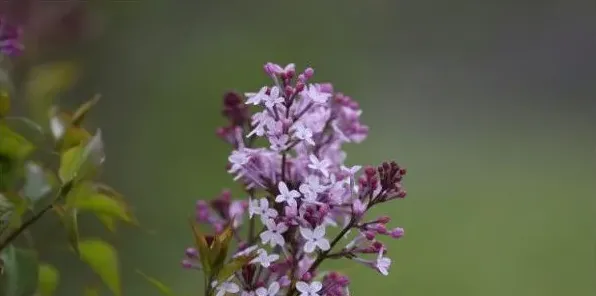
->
[187,62,409,296]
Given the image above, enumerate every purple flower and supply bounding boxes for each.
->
[374,247,391,276]
[259,219,288,247]
[255,281,280,296]
[249,198,278,223]
[250,249,279,268]
[275,181,300,209]
[0,18,23,57]
[307,154,331,178]
[186,62,409,296]
[296,281,322,296]
[299,225,330,253]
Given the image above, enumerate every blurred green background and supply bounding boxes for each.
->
[12,0,596,295]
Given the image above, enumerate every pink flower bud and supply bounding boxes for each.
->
[181,259,194,269]
[390,227,404,239]
[378,216,391,224]
[304,67,314,78]
[185,247,198,258]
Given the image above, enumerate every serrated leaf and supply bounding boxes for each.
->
[71,95,101,126]
[189,220,213,275]
[0,90,10,118]
[37,263,60,296]
[215,255,254,283]
[0,245,39,296]
[136,270,176,296]
[23,162,52,203]
[0,124,35,160]
[78,239,121,296]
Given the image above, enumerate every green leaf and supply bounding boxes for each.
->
[78,239,121,296]
[211,222,234,271]
[0,245,39,296]
[136,270,176,296]
[1,192,29,230]
[59,126,91,152]
[96,214,117,232]
[73,193,132,223]
[215,255,254,283]
[58,130,104,183]
[190,220,213,275]
[54,205,80,254]
[71,95,101,126]
[58,145,85,183]
[23,162,52,203]
[0,124,35,160]
[37,263,60,296]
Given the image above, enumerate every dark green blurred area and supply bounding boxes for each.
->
[35,1,596,295]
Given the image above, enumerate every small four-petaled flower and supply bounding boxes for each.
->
[255,281,280,296]
[307,154,331,177]
[275,181,301,209]
[250,249,279,268]
[249,198,278,223]
[300,225,330,253]
[296,281,322,296]
[259,219,288,247]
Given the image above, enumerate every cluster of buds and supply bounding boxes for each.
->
[185,63,407,296]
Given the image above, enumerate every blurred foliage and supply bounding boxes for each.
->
[0,60,136,295]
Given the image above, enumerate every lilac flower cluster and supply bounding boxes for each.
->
[0,17,23,57]
[184,63,407,296]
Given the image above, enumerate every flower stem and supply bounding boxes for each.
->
[248,216,256,244]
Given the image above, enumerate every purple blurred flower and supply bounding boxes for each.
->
[0,17,23,56]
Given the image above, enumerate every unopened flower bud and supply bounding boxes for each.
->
[304,67,314,78]
[378,216,391,224]
[390,227,404,239]
[185,247,198,258]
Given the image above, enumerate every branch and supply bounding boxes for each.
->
[0,181,72,251]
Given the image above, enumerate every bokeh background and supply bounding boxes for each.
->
[7,0,596,295]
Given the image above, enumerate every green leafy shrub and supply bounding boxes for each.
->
[0,18,136,296]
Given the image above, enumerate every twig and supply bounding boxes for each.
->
[0,181,72,251]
